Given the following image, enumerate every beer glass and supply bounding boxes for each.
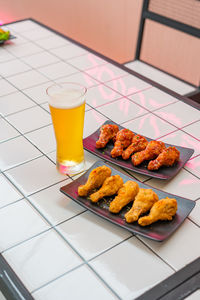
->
[47,82,87,175]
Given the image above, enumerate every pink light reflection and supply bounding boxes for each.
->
[150,115,160,137]
[91,110,105,125]
[118,98,130,116]
[178,178,199,185]
[98,85,117,101]
[149,97,166,109]
[138,114,149,130]
[158,112,182,127]
[87,53,102,69]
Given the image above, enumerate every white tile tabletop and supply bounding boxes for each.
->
[0,19,200,300]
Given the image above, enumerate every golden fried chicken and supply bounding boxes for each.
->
[78,165,111,197]
[122,135,148,160]
[111,129,134,158]
[96,124,119,148]
[147,146,180,171]
[125,188,159,223]
[90,175,123,203]
[109,181,139,213]
[132,140,166,166]
[138,197,177,226]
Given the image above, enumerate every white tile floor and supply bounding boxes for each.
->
[0,20,199,300]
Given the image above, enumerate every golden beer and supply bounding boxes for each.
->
[47,83,86,175]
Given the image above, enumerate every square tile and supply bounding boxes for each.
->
[128,87,178,112]
[0,59,31,77]
[0,79,17,96]
[5,34,28,46]
[35,35,70,50]
[159,130,200,158]
[40,102,50,112]
[189,199,200,226]
[56,72,98,88]
[0,119,19,143]
[83,109,108,138]
[147,168,200,200]
[25,125,56,154]
[0,136,42,171]
[86,64,128,83]
[21,51,60,68]
[6,106,52,134]
[3,229,82,292]
[0,199,49,252]
[0,92,36,116]
[6,20,42,33]
[23,81,54,104]
[97,97,149,124]
[86,84,121,108]
[7,70,49,90]
[50,44,87,60]
[21,27,53,41]
[0,48,15,63]
[183,121,200,140]
[38,61,78,80]
[105,74,151,96]
[185,290,200,300]
[0,174,23,208]
[5,156,66,196]
[185,156,200,179]
[90,237,173,299]
[28,181,85,226]
[68,53,107,71]
[57,211,132,260]
[139,219,200,271]
[154,102,200,128]
[6,42,43,58]
[33,265,117,300]
[123,113,176,139]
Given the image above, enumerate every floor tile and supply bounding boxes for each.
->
[38,61,78,80]
[21,27,53,41]
[105,74,151,96]
[6,20,42,33]
[185,290,200,300]
[147,168,200,200]
[3,229,82,292]
[6,106,51,134]
[154,102,200,128]
[40,102,50,112]
[139,219,200,271]
[97,97,149,124]
[128,87,178,112]
[28,180,85,226]
[0,79,17,97]
[86,84,121,108]
[6,42,43,58]
[56,72,98,88]
[4,34,28,46]
[68,53,107,71]
[5,156,66,196]
[0,199,49,252]
[25,125,56,154]
[0,91,36,116]
[183,121,200,141]
[0,136,42,171]
[0,48,15,63]
[57,211,132,260]
[90,236,173,299]
[50,44,88,60]
[185,156,200,179]
[0,59,31,77]
[35,35,70,50]
[7,70,49,90]
[83,109,108,138]
[21,51,60,68]
[125,60,195,95]
[0,119,19,142]
[86,64,128,83]
[33,265,117,300]
[159,130,200,158]
[23,81,54,104]
[0,174,23,208]
[189,199,200,226]
[123,113,176,139]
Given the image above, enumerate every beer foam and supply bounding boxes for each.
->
[48,88,85,109]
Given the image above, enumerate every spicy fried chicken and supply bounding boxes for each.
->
[111,129,134,158]
[122,135,148,160]
[148,146,180,171]
[96,124,119,149]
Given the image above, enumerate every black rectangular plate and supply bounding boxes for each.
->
[83,120,194,180]
[60,160,195,242]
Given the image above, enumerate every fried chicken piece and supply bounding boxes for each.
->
[125,188,159,223]
[78,166,111,197]
[138,197,177,226]
[147,146,180,171]
[90,175,123,203]
[109,181,139,213]
[122,135,148,160]
[111,129,134,158]
[132,140,166,166]
[96,124,119,149]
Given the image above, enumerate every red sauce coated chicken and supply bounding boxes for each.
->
[96,124,119,149]
[111,129,134,158]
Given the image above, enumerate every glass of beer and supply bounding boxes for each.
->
[46,82,87,175]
